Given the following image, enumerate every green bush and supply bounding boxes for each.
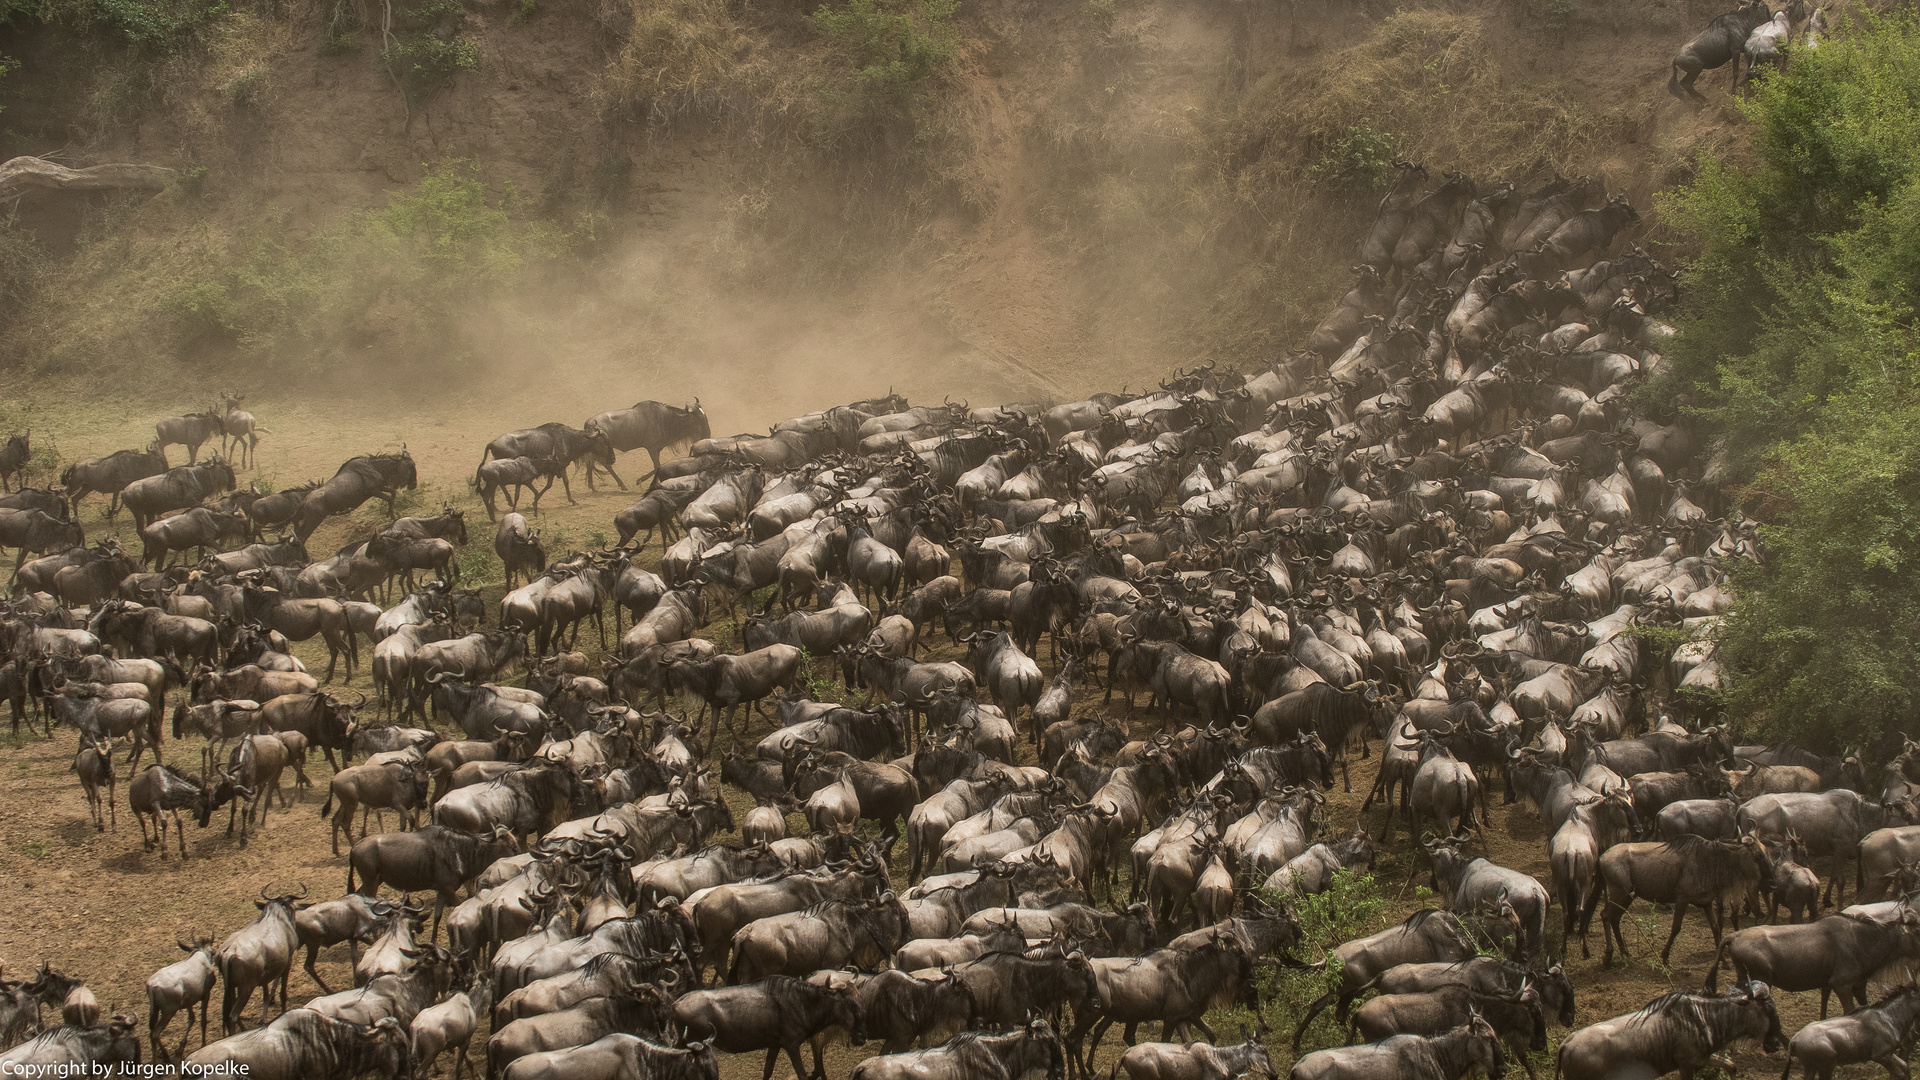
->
[379,0,477,98]
[86,0,229,51]
[809,0,958,98]
[1255,871,1390,1047]
[383,33,477,95]
[1307,122,1402,192]
[1658,9,1920,754]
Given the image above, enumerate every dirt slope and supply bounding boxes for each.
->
[0,0,1762,406]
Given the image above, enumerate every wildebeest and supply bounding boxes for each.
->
[1292,910,1479,1049]
[480,422,618,495]
[242,584,358,682]
[184,1007,412,1080]
[72,736,116,831]
[1345,985,1545,1080]
[1708,912,1920,1018]
[475,455,567,520]
[128,764,241,858]
[142,506,250,569]
[346,824,519,935]
[1290,1016,1505,1080]
[147,933,219,1060]
[0,432,26,491]
[60,443,168,517]
[408,974,492,1080]
[218,392,267,470]
[293,451,419,540]
[669,644,804,746]
[322,759,431,854]
[499,1031,718,1080]
[0,508,83,573]
[671,975,866,1080]
[215,885,308,1034]
[1780,983,1920,1080]
[727,896,912,983]
[156,410,226,464]
[1597,833,1773,965]
[495,513,546,591]
[1555,983,1784,1080]
[1068,932,1259,1070]
[120,459,237,532]
[0,1016,141,1075]
[852,1019,1063,1080]
[1112,1036,1279,1080]
[1426,837,1550,959]
[1669,0,1778,103]
[586,400,712,482]
[1738,789,1890,907]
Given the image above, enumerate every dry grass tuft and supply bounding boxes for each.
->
[1233,7,1600,186]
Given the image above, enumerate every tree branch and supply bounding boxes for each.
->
[0,156,177,201]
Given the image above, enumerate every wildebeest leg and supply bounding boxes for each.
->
[1602,897,1627,964]
[1084,1017,1115,1072]
[303,943,331,993]
[175,1002,198,1060]
[1580,886,1604,958]
[173,806,191,858]
[1659,902,1690,965]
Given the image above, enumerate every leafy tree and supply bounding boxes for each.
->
[1659,10,1920,753]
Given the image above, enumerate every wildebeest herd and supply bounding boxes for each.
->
[5,40,1920,1080]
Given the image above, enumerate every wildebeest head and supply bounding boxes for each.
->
[198,769,251,827]
[1533,959,1577,1026]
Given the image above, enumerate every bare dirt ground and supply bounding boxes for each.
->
[0,377,1878,1077]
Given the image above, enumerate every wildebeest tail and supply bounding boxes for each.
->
[1292,988,1338,1050]
[321,787,335,817]
[171,703,186,741]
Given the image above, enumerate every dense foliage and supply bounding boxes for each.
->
[1661,10,1920,752]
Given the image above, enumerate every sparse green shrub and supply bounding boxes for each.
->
[1542,0,1576,31]
[809,0,958,96]
[173,278,242,344]
[380,0,477,99]
[1087,0,1116,29]
[156,160,590,370]
[384,34,477,96]
[85,0,230,51]
[1307,122,1402,191]
[1255,871,1390,1046]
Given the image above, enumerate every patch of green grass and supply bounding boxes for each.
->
[456,542,496,587]
[16,839,49,860]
